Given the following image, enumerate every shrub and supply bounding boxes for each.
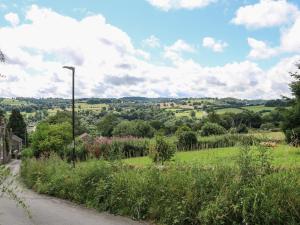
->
[260,123,275,131]
[285,127,300,147]
[84,136,149,160]
[149,135,176,164]
[236,124,248,133]
[177,131,198,150]
[200,122,226,136]
[21,148,34,159]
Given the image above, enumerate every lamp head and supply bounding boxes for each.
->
[63,66,75,71]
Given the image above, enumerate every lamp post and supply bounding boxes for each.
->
[63,66,75,168]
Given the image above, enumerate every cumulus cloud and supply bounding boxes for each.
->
[247,38,278,60]
[232,0,299,29]
[4,12,20,26]
[202,37,228,52]
[147,0,216,11]
[143,35,160,48]
[281,16,300,52]
[0,4,298,99]
[164,39,195,63]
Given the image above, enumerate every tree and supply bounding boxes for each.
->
[178,131,198,150]
[46,111,86,136]
[149,135,175,164]
[7,108,27,141]
[112,120,155,138]
[282,63,300,146]
[31,122,72,157]
[97,113,119,137]
[200,122,226,136]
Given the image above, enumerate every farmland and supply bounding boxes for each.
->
[124,144,300,168]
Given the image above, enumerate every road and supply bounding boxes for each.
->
[0,160,147,225]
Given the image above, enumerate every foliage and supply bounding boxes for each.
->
[21,148,34,159]
[31,121,72,157]
[21,147,300,225]
[200,122,226,136]
[282,64,300,146]
[177,131,198,150]
[46,111,86,136]
[112,120,155,138]
[84,136,149,160]
[175,125,191,137]
[97,113,120,137]
[7,108,27,141]
[149,135,176,164]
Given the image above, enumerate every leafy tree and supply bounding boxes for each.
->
[46,111,86,136]
[282,64,300,145]
[31,122,72,157]
[175,125,191,137]
[149,135,175,164]
[112,120,155,138]
[97,113,119,137]
[200,122,226,136]
[178,131,198,150]
[7,108,27,141]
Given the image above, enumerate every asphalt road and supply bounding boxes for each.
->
[0,160,147,225]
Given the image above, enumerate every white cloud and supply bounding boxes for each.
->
[147,0,216,11]
[281,16,300,52]
[202,37,228,52]
[247,38,278,60]
[4,12,20,27]
[164,39,195,63]
[143,35,160,48]
[232,0,299,29]
[0,5,298,99]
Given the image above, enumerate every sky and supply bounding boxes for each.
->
[0,0,300,99]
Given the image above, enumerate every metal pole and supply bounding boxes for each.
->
[63,66,76,168]
[72,68,75,168]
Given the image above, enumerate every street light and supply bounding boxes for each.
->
[63,66,76,168]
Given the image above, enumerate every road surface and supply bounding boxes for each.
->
[0,160,148,225]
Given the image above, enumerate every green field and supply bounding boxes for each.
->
[1,98,28,106]
[124,144,300,168]
[242,105,276,112]
[215,105,277,114]
[215,108,244,114]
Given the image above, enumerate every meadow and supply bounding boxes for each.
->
[124,144,300,168]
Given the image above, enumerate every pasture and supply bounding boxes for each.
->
[124,144,300,168]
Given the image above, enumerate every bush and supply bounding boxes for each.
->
[236,124,248,133]
[84,137,149,160]
[177,131,198,150]
[200,122,226,136]
[260,123,275,131]
[21,148,34,159]
[284,127,300,147]
[149,135,176,164]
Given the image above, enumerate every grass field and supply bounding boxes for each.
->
[124,144,300,168]
[242,105,276,112]
[215,105,277,114]
[215,108,244,114]
[1,98,28,106]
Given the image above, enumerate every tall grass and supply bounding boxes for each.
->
[21,144,300,225]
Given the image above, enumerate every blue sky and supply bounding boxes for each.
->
[0,0,300,98]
